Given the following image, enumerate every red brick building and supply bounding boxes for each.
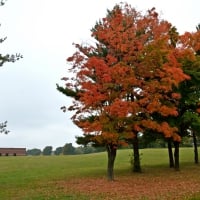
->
[0,148,26,156]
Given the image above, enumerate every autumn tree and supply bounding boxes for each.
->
[91,4,190,172]
[176,26,200,164]
[152,25,200,169]
[57,3,190,179]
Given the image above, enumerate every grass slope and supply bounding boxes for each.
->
[0,148,200,199]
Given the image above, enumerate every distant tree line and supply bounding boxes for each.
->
[26,136,197,156]
[26,143,106,156]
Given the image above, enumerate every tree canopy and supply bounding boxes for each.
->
[57,3,199,179]
[42,146,53,155]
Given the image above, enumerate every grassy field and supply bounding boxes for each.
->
[0,148,200,199]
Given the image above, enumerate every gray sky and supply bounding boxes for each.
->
[0,0,199,150]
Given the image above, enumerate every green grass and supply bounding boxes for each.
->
[0,153,109,199]
[0,148,199,199]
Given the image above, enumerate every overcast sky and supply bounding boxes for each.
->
[0,0,199,150]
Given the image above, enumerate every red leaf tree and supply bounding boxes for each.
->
[57,3,190,179]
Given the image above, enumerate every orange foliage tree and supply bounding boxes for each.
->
[57,3,190,179]
[174,26,200,165]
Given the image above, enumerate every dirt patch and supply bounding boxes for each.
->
[55,169,200,200]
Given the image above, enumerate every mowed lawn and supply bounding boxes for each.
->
[0,148,200,200]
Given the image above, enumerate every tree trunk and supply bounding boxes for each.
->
[174,141,180,171]
[106,144,117,181]
[167,139,174,168]
[132,134,141,172]
[192,131,199,164]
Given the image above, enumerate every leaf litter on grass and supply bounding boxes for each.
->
[53,167,200,200]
